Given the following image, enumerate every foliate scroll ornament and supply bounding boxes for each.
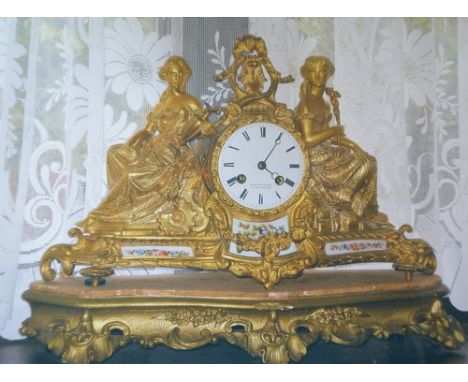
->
[304,307,368,345]
[20,297,465,363]
[214,35,293,109]
[223,308,382,363]
[229,233,294,289]
[233,232,292,264]
[224,311,308,364]
[139,308,232,349]
[289,194,321,264]
[203,191,232,235]
[138,327,218,350]
[202,191,232,269]
[203,190,317,288]
[227,256,315,290]
[21,311,129,364]
[389,225,437,275]
[227,232,315,289]
[153,308,229,328]
[204,190,319,289]
[19,319,37,338]
[40,228,119,281]
[408,300,465,349]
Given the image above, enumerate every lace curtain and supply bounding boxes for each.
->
[1,17,467,339]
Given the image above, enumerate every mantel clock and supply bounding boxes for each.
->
[20,35,465,364]
[37,35,435,288]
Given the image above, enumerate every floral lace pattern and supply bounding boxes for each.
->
[1,17,468,340]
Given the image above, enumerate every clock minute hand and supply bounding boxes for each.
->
[263,133,282,163]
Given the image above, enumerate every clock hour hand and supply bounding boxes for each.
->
[263,166,276,177]
[260,164,285,185]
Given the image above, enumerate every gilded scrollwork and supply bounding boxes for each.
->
[407,300,465,349]
[40,228,120,281]
[153,308,229,328]
[138,327,218,350]
[37,35,442,289]
[388,225,437,275]
[304,307,368,346]
[21,311,128,364]
[229,233,290,288]
[214,35,293,111]
[223,311,309,364]
[20,293,465,364]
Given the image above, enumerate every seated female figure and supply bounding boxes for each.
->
[78,56,215,235]
[294,56,379,229]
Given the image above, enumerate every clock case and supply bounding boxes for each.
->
[39,35,436,290]
[210,118,308,218]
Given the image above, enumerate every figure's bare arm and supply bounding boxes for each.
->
[182,109,216,143]
[299,120,344,148]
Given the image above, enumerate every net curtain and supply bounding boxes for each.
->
[1,17,467,339]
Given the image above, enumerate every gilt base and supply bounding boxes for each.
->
[20,270,465,363]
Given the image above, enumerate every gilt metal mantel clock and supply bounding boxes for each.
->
[35,35,435,287]
[20,35,465,363]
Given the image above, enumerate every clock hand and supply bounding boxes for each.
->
[264,166,277,178]
[263,165,285,185]
[263,133,282,163]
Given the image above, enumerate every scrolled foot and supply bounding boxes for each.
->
[409,300,465,350]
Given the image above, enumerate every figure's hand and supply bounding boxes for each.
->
[145,112,160,132]
[199,121,216,137]
[334,125,345,136]
[330,126,345,145]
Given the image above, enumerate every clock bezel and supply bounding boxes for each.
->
[210,113,310,221]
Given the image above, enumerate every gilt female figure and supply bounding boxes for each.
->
[294,56,380,230]
[79,56,215,235]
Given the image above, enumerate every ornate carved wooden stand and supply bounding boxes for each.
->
[20,270,465,363]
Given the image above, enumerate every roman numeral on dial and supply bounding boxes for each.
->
[227,177,237,186]
[218,123,304,210]
[285,178,295,187]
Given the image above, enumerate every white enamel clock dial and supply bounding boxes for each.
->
[217,122,305,210]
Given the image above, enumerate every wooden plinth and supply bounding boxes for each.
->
[20,270,465,363]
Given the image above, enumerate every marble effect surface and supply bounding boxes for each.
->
[28,269,443,303]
